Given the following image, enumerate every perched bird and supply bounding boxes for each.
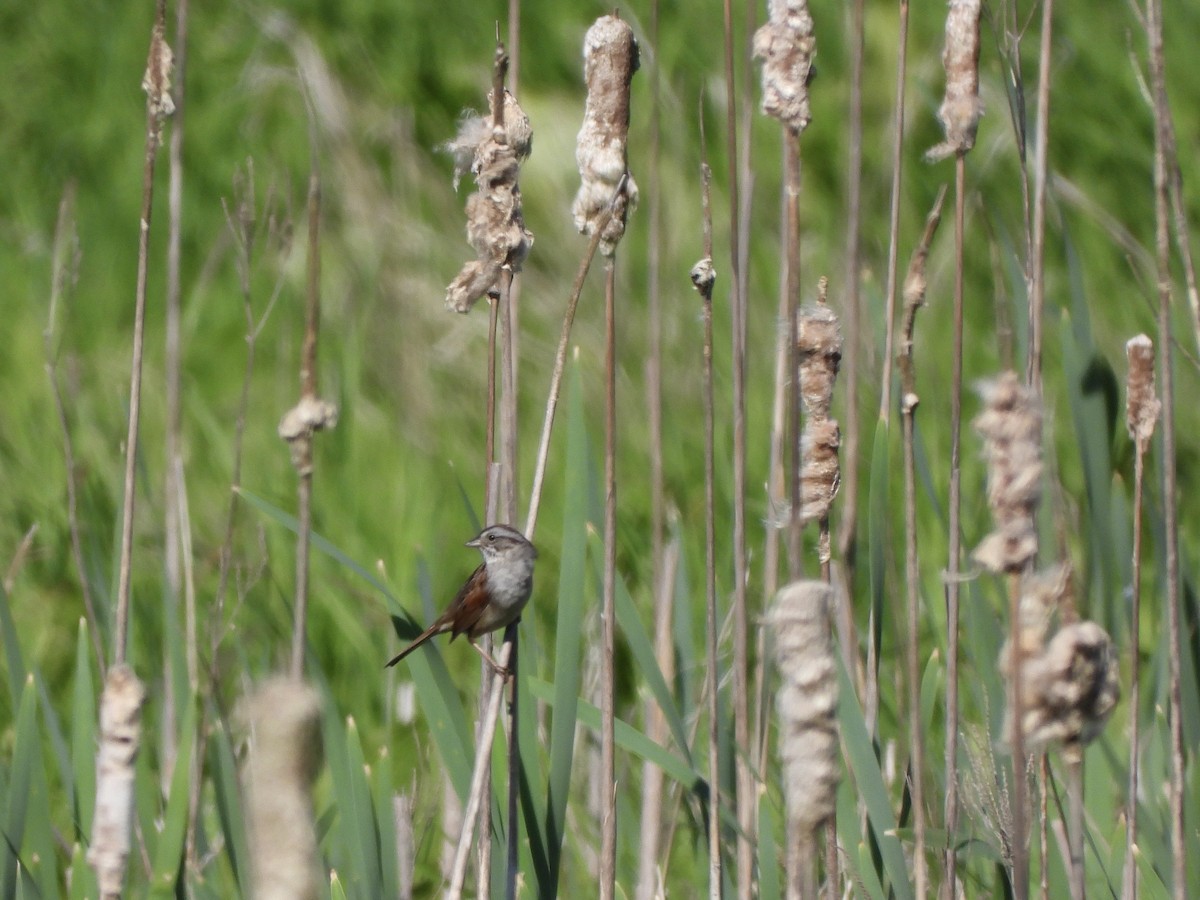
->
[385,524,537,672]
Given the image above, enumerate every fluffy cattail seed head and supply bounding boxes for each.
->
[799,418,840,525]
[690,257,716,298]
[752,0,817,134]
[1125,334,1160,448]
[972,372,1042,574]
[769,581,840,834]
[1005,621,1120,757]
[797,283,841,419]
[443,87,534,314]
[573,15,639,257]
[926,0,983,162]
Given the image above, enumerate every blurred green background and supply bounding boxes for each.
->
[1,0,1197,894]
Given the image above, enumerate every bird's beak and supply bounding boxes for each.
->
[465,536,481,548]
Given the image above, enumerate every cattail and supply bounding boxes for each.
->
[445,86,534,313]
[752,0,817,135]
[769,581,841,835]
[1126,334,1160,448]
[142,16,175,120]
[799,417,840,525]
[796,279,841,419]
[572,15,639,257]
[972,371,1042,574]
[241,677,323,900]
[87,665,147,899]
[926,0,983,162]
[1009,621,1120,755]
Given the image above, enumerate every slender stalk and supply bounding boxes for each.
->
[1145,0,1185,892]
[722,0,753,883]
[785,131,803,580]
[485,296,498,505]
[879,0,910,424]
[524,191,620,539]
[899,188,947,900]
[600,257,619,900]
[945,151,968,900]
[1066,756,1084,899]
[162,0,188,771]
[837,0,865,580]
[1009,573,1029,900]
[115,0,171,666]
[1039,757,1049,900]
[288,164,321,680]
[1124,435,1148,900]
[448,642,516,900]
[637,0,669,893]
[1026,0,1054,395]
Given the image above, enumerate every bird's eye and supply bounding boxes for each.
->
[487,533,496,542]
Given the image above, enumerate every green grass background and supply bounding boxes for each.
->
[1,0,1197,895]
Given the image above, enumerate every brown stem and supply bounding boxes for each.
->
[1009,572,1029,900]
[879,0,910,424]
[600,257,619,900]
[1026,0,1054,395]
[1124,446,1146,900]
[1146,0,1185,892]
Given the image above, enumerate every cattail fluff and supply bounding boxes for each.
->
[87,665,147,898]
[972,371,1042,574]
[796,279,842,529]
[769,581,841,835]
[926,0,983,162]
[444,87,534,313]
[241,677,324,900]
[1125,335,1160,449]
[752,0,816,135]
[572,15,639,257]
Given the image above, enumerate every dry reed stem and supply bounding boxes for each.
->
[897,187,945,900]
[279,161,337,680]
[448,640,515,899]
[601,256,619,900]
[240,677,322,900]
[1026,0,1055,394]
[769,581,840,897]
[637,0,669,893]
[880,0,911,427]
[692,156,721,900]
[719,1,753,889]
[1145,0,1185,891]
[837,0,865,582]
[523,183,623,540]
[1123,334,1159,900]
[87,665,147,899]
[752,0,816,135]
[927,0,983,162]
[573,15,638,258]
[115,0,173,667]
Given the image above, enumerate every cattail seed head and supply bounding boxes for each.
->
[752,0,817,135]
[972,371,1042,574]
[1005,621,1120,756]
[241,677,324,900]
[444,88,534,313]
[573,15,639,257]
[799,418,841,525]
[690,257,716,298]
[797,284,841,419]
[926,0,983,162]
[142,19,175,120]
[769,581,840,835]
[1125,334,1160,448]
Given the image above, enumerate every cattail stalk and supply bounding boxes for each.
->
[1123,334,1159,900]
[691,161,720,899]
[89,7,171,892]
[897,188,946,899]
[572,17,638,899]
[1026,0,1054,394]
[1145,0,1186,892]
